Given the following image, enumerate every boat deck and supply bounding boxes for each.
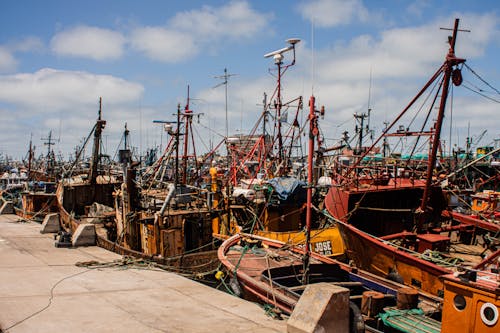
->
[226,243,306,279]
[0,214,286,333]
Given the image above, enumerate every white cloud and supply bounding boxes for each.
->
[0,108,30,157]
[46,2,270,64]
[0,37,43,74]
[51,25,126,61]
[456,13,499,58]
[0,47,17,73]
[304,14,500,149]
[131,1,271,62]
[0,68,144,110]
[299,13,498,84]
[303,27,444,84]
[407,1,431,18]
[0,68,146,158]
[11,36,44,52]
[170,1,269,39]
[296,0,369,27]
[129,27,197,63]
[196,13,499,152]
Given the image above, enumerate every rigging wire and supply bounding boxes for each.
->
[463,63,500,95]
[461,84,500,103]
[404,72,445,167]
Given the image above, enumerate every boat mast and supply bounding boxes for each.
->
[182,86,191,185]
[264,38,300,176]
[41,130,57,176]
[89,97,106,185]
[214,68,237,185]
[418,18,466,225]
[276,58,284,168]
[303,95,321,284]
[354,113,367,155]
[27,134,33,180]
[124,122,129,150]
[175,103,180,190]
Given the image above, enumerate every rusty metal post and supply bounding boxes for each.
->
[419,19,465,229]
[303,95,317,284]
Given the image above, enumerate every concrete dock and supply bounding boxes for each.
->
[0,214,286,332]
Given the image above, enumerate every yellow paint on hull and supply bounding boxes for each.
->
[255,226,345,258]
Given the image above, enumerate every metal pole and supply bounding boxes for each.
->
[277,61,283,173]
[419,18,465,223]
[303,95,316,285]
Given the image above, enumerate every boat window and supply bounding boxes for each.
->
[453,294,466,311]
[480,303,499,326]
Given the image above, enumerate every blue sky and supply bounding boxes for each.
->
[0,0,499,160]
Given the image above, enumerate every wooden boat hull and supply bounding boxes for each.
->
[97,236,219,275]
[218,233,442,316]
[57,181,117,233]
[57,182,219,276]
[16,192,58,221]
[335,219,450,296]
[441,270,500,333]
[324,180,458,296]
[255,227,345,258]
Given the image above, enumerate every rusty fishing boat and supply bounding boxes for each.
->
[324,19,500,297]
[57,98,121,246]
[218,92,444,332]
[224,39,344,258]
[110,89,224,276]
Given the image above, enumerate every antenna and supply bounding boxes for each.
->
[213,68,238,141]
[264,38,301,172]
[41,130,58,157]
[41,130,59,173]
[311,18,315,96]
[98,97,102,120]
[214,68,238,187]
[264,38,300,63]
[367,68,373,141]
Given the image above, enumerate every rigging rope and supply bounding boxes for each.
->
[464,63,500,95]
[461,84,500,103]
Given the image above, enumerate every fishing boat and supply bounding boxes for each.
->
[57,98,120,244]
[224,39,345,258]
[109,89,223,276]
[324,19,500,296]
[440,251,500,332]
[218,232,443,332]
[218,91,443,331]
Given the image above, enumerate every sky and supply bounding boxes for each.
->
[0,0,499,161]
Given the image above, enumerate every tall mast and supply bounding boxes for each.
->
[182,86,191,185]
[174,103,180,190]
[262,92,267,141]
[214,68,237,185]
[42,130,57,174]
[276,58,283,167]
[418,18,466,224]
[27,134,33,180]
[89,97,106,185]
[302,95,320,284]
[124,122,129,150]
[264,38,300,176]
[354,113,367,155]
